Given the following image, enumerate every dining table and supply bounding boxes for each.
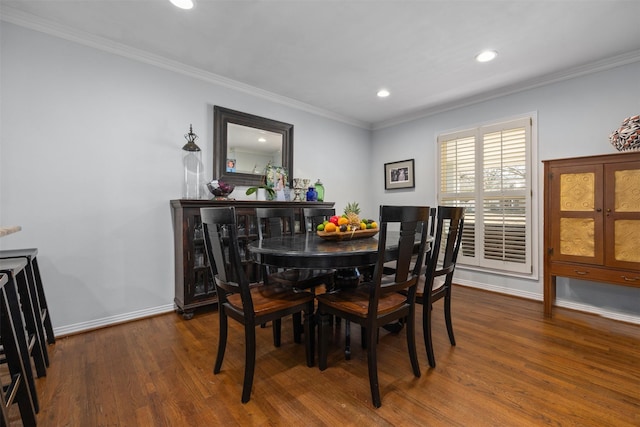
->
[248,230,430,356]
[249,231,391,288]
[248,230,429,269]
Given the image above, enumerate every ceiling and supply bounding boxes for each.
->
[2,0,640,128]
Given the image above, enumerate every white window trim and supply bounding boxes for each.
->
[435,112,539,279]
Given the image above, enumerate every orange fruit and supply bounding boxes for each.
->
[337,217,349,226]
[324,223,337,232]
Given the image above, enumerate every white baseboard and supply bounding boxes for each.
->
[454,279,640,326]
[52,281,640,337]
[53,303,176,337]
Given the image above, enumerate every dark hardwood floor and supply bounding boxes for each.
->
[19,286,640,426]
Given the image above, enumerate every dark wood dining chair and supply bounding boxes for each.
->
[302,207,335,232]
[379,206,436,335]
[0,258,48,381]
[0,273,37,426]
[316,205,430,408]
[417,206,465,368]
[0,248,55,345]
[256,207,335,342]
[201,206,315,403]
[382,206,436,276]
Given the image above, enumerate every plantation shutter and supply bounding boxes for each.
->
[439,132,477,262]
[437,117,532,274]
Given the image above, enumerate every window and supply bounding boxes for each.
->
[437,116,533,275]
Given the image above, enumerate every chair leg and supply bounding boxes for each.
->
[2,276,39,414]
[444,292,456,346]
[1,283,37,424]
[273,319,282,347]
[366,324,381,408]
[214,309,228,374]
[423,303,436,368]
[304,307,314,367]
[31,257,55,344]
[22,260,50,367]
[318,312,330,371]
[242,325,257,403]
[15,270,47,377]
[344,319,351,360]
[293,312,302,344]
[361,326,367,349]
[406,310,421,378]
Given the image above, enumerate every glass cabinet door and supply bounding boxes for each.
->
[190,213,216,300]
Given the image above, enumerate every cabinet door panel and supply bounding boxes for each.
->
[550,164,604,264]
[559,217,596,257]
[605,162,640,269]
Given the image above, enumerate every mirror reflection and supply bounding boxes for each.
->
[214,106,293,187]
[226,123,283,174]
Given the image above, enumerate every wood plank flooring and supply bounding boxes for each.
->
[20,286,640,426]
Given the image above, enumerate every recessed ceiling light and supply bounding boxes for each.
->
[258,137,266,143]
[476,50,498,63]
[377,89,390,98]
[170,0,194,10]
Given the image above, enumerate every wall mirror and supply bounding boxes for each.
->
[214,106,293,187]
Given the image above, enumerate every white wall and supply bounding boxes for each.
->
[371,61,640,323]
[2,22,639,333]
[0,23,371,334]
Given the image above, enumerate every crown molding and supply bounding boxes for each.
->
[0,6,372,130]
[373,49,640,130]
[5,5,639,133]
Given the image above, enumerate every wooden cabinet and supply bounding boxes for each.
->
[543,152,640,316]
[170,199,334,319]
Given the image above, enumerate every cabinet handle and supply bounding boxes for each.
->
[595,208,602,212]
[621,276,639,282]
[574,270,589,275]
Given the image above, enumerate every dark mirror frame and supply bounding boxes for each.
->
[214,106,294,187]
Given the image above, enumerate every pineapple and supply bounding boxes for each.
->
[344,202,361,229]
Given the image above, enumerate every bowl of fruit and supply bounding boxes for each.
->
[317,202,379,241]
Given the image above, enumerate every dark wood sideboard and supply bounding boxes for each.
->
[543,152,640,316]
[170,199,335,319]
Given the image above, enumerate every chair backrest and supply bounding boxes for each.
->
[255,207,296,239]
[428,207,437,237]
[302,207,335,232]
[368,205,430,314]
[414,206,437,240]
[424,206,465,297]
[201,207,255,314]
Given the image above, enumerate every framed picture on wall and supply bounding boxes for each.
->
[384,159,415,190]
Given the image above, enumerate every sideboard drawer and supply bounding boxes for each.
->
[549,262,640,288]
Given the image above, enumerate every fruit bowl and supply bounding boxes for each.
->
[317,228,379,241]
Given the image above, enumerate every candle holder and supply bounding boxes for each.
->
[292,178,303,201]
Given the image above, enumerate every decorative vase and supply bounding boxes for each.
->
[257,188,267,201]
[610,115,640,151]
[206,180,235,200]
[181,124,203,199]
[314,179,325,202]
[306,186,318,201]
[293,178,304,202]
